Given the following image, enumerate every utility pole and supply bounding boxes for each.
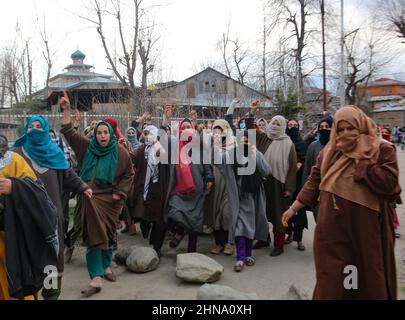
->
[321,0,327,112]
[340,0,346,107]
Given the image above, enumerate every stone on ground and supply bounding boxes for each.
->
[126,247,159,273]
[176,253,224,283]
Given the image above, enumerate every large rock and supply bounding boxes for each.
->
[114,245,141,265]
[197,284,259,300]
[280,285,310,300]
[126,247,159,273]
[176,253,224,283]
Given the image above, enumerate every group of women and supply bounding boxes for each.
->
[0,91,401,300]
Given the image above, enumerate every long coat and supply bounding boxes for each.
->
[61,123,134,250]
[216,148,272,243]
[165,161,214,234]
[297,142,400,300]
[15,147,88,273]
[130,144,170,225]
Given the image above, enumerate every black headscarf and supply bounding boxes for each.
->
[286,121,307,162]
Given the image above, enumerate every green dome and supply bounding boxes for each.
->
[71,50,86,60]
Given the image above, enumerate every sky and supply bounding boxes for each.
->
[0,0,404,90]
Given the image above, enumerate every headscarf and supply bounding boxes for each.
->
[126,127,142,151]
[286,120,307,162]
[143,125,160,200]
[104,118,121,139]
[175,119,196,195]
[264,115,293,184]
[212,119,236,150]
[319,105,381,212]
[14,116,69,170]
[80,121,118,188]
[318,116,334,146]
[256,118,269,133]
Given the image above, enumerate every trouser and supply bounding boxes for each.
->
[214,229,229,247]
[273,230,285,249]
[286,210,306,242]
[235,237,253,262]
[86,247,113,280]
[175,226,198,253]
[149,223,167,250]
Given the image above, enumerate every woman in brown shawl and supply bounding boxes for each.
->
[282,105,400,300]
[60,93,134,297]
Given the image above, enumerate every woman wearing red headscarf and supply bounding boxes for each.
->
[165,119,214,252]
[282,106,401,300]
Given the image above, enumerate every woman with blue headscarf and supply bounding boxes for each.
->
[60,92,134,298]
[14,115,92,300]
[126,127,143,152]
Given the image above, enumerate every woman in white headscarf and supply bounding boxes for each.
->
[130,125,170,257]
[245,112,297,256]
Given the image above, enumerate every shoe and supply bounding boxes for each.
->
[169,234,185,249]
[245,257,256,267]
[285,235,293,245]
[64,246,75,264]
[211,245,224,255]
[270,248,284,257]
[253,241,270,250]
[81,285,102,297]
[104,272,117,282]
[234,261,245,272]
[224,243,235,256]
[297,244,306,251]
[395,233,401,239]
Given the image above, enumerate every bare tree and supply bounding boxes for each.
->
[342,25,396,109]
[217,21,232,77]
[36,15,54,87]
[138,22,159,112]
[230,37,250,85]
[77,0,142,111]
[377,0,405,40]
[268,0,318,104]
[260,1,281,94]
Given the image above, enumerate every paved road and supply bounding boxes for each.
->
[60,150,405,300]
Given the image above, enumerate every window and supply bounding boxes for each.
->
[187,82,196,98]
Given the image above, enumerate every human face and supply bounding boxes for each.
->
[288,120,299,129]
[50,131,57,140]
[127,129,136,137]
[96,124,111,147]
[181,121,192,131]
[319,122,331,130]
[336,120,360,138]
[213,128,223,137]
[271,119,281,127]
[258,120,267,132]
[27,121,43,133]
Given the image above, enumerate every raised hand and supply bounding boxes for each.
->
[251,100,261,113]
[60,91,71,111]
[164,104,173,119]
